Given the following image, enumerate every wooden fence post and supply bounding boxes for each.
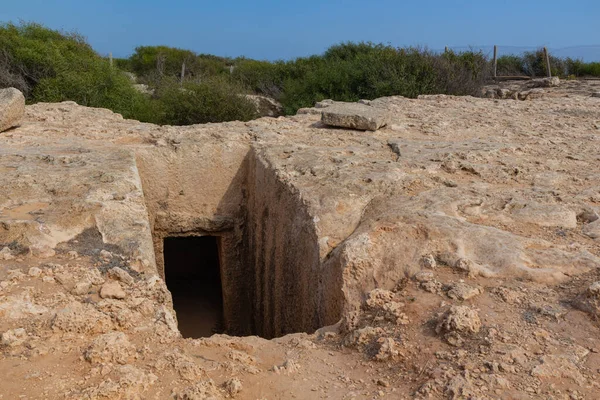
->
[181,62,186,85]
[543,47,552,77]
[109,53,113,68]
[493,45,498,80]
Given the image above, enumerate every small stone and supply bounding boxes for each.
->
[1,328,27,347]
[67,251,79,259]
[436,306,482,338]
[446,282,483,301]
[315,99,334,108]
[583,219,600,239]
[100,281,126,299]
[27,267,42,277]
[421,254,437,269]
[578,209,599,224]
[99,250,113,259]
[0,247,15,260]
[72,280,93,295]
[377,379,389,387]
[414,271,435,283]
[7,269,25,281]
[591,92,600,98]
[30,244,55,258]
[374,337,401,361]
[222,377,243,396]
[107,267,134,285]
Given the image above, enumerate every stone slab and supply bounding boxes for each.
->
[321,102,388,131]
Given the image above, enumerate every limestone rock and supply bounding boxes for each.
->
[79,365,157,399]
[244,94,283,117]
[0,247,15,260]
[531,355,584,383]
[315,99,334,108]
[321,102,388,131]
[295,107,322,115]
[583,219,600,239]
[27,267,42,277]
[84,331,136,364]
[373,337,401,361]
[0,88,25,132]
[156,350,205,381]
[72,280,93,295]
[529,77,560,88]
[436,306,482,346]
[100,281,126,299]
[1,328,27,347]
[272,359,301,374]
[52,302,113,334]
[222,377,243,396]
[173,380,220,400]
[574,281,600,316]
[446,282,483,301]
[509,202,577,228]
[107,267,134,285]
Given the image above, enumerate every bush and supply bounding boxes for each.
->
[0,22,155,121]
[230,58,287,99]
[154,76,258,125]
[496,55,524,76]
[129,46,229,85]
[494,50,600,78]
[277,43,489,114]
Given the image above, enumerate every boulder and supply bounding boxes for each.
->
[528,77,560,88]
[244,95,284,117]
[0,87,25,132]
[321,102,388,131]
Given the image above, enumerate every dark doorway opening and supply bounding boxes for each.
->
[163,236,224,338]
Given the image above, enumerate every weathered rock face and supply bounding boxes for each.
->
[320,102,388,130]
[0,87,25,132]
[2,80,600,399]
[245,94,284,117]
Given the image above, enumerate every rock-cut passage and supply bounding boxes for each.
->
[163,236,224,338]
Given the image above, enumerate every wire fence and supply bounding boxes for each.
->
[445,45,600,62]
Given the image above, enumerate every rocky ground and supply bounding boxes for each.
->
[1,80,600,399]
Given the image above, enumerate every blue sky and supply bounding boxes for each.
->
[2,0,600,60]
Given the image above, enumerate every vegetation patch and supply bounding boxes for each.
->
[2,22,599,125]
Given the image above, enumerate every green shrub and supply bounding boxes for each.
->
[520,49,568,77]
[277,43,489,114]
[129,46,195,77]
[0,22,155,121]
[114,57,133,71]
[129,46,229,85]
[495,50,600,78]
[496,55,524,75]
[154,76,257,125]
[231,58,287,99]
[577,61,600,77]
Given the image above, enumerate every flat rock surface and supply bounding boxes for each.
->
[320,101,388,130]
[1,80,600,399]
